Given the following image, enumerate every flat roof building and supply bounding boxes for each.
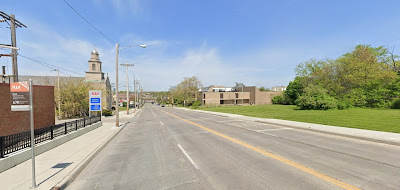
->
[200,85,282,106]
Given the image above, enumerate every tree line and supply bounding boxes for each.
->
[273,45,400,110]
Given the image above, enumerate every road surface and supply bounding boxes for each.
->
[68,104,400,190]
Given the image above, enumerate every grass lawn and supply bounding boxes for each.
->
[197,105,400,133]
[118,106,127,111]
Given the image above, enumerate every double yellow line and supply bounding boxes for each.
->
[159,109,361,190]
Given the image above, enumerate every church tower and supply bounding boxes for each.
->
[85,49,105,81]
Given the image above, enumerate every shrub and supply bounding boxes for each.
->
[102,109,112,116]
[192,101,201,106]
[337,101,351,110]
[391,99,400,109]
[272,95,284,104]
[295,84,338,110]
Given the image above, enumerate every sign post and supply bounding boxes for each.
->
[89,90,102,117]
[10,79,36,188]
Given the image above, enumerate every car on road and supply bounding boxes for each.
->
[161,104,165,107]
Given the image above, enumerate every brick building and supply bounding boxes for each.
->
[0,83,54,136]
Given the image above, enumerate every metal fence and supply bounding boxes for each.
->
[0,115,101,158]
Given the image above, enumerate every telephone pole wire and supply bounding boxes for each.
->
[0,11,27,82]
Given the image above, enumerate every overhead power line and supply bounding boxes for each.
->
[2,49,84,76]
[63,0,116,44]
[18,54,85,76]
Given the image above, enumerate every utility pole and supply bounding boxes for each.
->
[0,12,26,82]
[134,77,137,111]
[51,69,61,118]
[137,84,140,109]
[10,14,18,82]
[115,43,119,127]
[120,63,134,115]
[1,66,5,83]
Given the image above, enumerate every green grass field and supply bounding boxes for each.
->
[197,105,400,133]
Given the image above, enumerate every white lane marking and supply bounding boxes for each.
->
[178,144,199,169]
[160,121,164,125]
[255,128,291,132]
[215,120,285,138]
[154,114,157,117]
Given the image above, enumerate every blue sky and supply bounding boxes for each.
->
[2,0,400,91]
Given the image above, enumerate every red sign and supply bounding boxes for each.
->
[10,81,30,92]
[10,81,31,111]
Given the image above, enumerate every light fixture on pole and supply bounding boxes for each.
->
[115,44,146,127]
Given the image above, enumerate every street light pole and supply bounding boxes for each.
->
[115,43,119,127]
[115,44,146,126]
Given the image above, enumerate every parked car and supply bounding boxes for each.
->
[161,104,165,107]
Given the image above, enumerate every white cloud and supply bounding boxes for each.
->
[1,18,309,91]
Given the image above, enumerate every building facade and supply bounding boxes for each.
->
[200,86,282,106]
[272,86,287,91]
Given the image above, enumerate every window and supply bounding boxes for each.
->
[92,63,96,71]
[203,94,206,99]
[235,93,239,98]
[220,93,223,99]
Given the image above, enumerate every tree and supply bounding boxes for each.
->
[285,45,400,108]
[171,76,202,106]
[283,77,306,105]
[259,86,266,91]
[58,79,108,118]
[295,59,328,77]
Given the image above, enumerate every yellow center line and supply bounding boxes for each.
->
[158,108,361,190]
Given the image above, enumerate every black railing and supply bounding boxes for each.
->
[0,115,101,158]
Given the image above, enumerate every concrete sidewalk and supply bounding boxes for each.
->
[0,110,141,190]
[175,107,400,146]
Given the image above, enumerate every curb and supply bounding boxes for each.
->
[177,107,400,147]
[51,109,142,190]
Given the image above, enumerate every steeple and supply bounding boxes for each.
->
[86,49,104,81]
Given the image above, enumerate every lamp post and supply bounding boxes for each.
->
[115,43,146,127]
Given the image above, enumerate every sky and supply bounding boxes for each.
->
[1,0,400,91]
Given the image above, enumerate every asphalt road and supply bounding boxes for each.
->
[68,104,400,190]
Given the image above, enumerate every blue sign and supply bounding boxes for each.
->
[90,98,100,103]
[90,105,101,111]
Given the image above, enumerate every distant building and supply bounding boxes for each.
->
[200,85,282,106]
[19,49,112,110]
[271,86,287,91]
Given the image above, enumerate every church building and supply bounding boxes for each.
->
[85,49,112,110]
[18,49,113,110]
